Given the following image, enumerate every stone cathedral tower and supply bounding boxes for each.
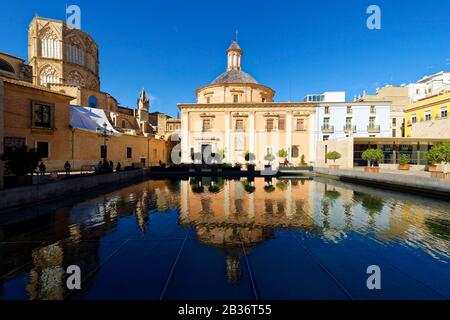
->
[28,17,100,91]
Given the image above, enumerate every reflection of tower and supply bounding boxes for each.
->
[225,252,242,284]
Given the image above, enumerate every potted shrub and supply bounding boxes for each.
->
[427,142,450,179]
[1,146,41,187]
[276,149,288,166]
[425,146,442,172]
[398,154,410,170]
[361,148,384,173]
[264,153,275,170]
[244,151,255,171]
[300,154,306,166]
[326,151,341,169]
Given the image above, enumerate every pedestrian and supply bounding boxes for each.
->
[39,161,46,175]
[109,160,114,170]
[116,162,122,172]
[284,157,289,166]
[64,161,71,175]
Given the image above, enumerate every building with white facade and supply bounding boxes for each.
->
[313,101,391,143]
[406,71,450,102]
[304,92,345,103]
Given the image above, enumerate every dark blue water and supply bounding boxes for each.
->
[0,177,449,300]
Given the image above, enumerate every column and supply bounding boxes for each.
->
[225,111,231,163]
[249,111,255,162]
[181,111,190,163]
[286,111,292,162]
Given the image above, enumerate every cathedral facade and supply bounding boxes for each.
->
[178,41,318,167]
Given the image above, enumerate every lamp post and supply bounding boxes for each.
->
[96,122,113,163]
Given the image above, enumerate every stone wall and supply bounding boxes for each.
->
[316,137,354,168]
[0,168,151,211]
[411,118,450,139]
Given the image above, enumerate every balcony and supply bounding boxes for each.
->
[367,125,380,133]
[322,125,334,133]
[343,125,356,133]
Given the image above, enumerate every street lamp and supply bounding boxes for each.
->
[96,122,113,163]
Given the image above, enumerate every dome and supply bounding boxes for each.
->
[212,69,258,84]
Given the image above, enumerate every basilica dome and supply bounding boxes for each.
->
[212,69,258,84]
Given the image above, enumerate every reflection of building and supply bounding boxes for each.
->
[178,40,318,167]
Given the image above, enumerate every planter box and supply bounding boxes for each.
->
[431,172,450,180]
[364,167,380,173]
[398,164,410,170]
[329,165,340,169]
[427,165,439,172]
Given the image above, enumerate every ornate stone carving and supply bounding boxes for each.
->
[67,70,85,87]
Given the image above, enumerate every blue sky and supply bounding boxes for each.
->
[1,0,450,117]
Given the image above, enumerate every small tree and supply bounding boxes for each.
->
[425,142,450,165]
[301,154,306,165]
[276,149,288,158]
[361,148,384,168]
[326,151,341,163]
[399,154,409,165]
[1,147,41,176]
[264,153,275,165]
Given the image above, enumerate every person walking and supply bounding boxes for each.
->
[64,161,71,176]
[116,162,122,172]
[39,162,46,176]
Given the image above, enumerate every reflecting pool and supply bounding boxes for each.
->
[0,177,449,300]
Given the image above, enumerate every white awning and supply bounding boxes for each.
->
[70,106,122,136]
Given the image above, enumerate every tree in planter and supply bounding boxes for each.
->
[399,154,409,169]
[264,153,276,167]
[244,150,255,162]
[361,148,384,168]
[301,154,306,165]
[425,147,441,167]
[2,146,41,176]
[276,149,288,161]
[326,151,341,164]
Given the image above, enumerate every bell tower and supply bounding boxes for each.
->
[226,40,243,71]
[137,88,149,131]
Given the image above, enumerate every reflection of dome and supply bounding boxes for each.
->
[212,69,258,84]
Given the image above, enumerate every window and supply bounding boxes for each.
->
[291,146,299,158]
[425,111,431,121]
[323,118,330,128]
[323,135,329,141]
[370,105,376,113]
[369,117,376,127]
[235,119,244,131]
[0,59,14,73]
[206,96,211,104]
[278,118,285,130]
[324,106,330,114]
[262,98,266,103]
[411,114,417,124]
[440,108,448,118]
[88,96,98,108]
[345,117,352,128]
[266,147,273,155]
[347,106,352,114]
[4,137,25,151]
[32,102,52,128]
[36,142,49,159]
[392,129,396,137]
[126,147,132,159]
[202,119,211,132]
[392,118,397,126]
[233,95,239,103]
[266,119,274,132]
[296,118,305,131]
[122,120,126,128]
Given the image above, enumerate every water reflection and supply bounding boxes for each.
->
[0,177,449,299]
